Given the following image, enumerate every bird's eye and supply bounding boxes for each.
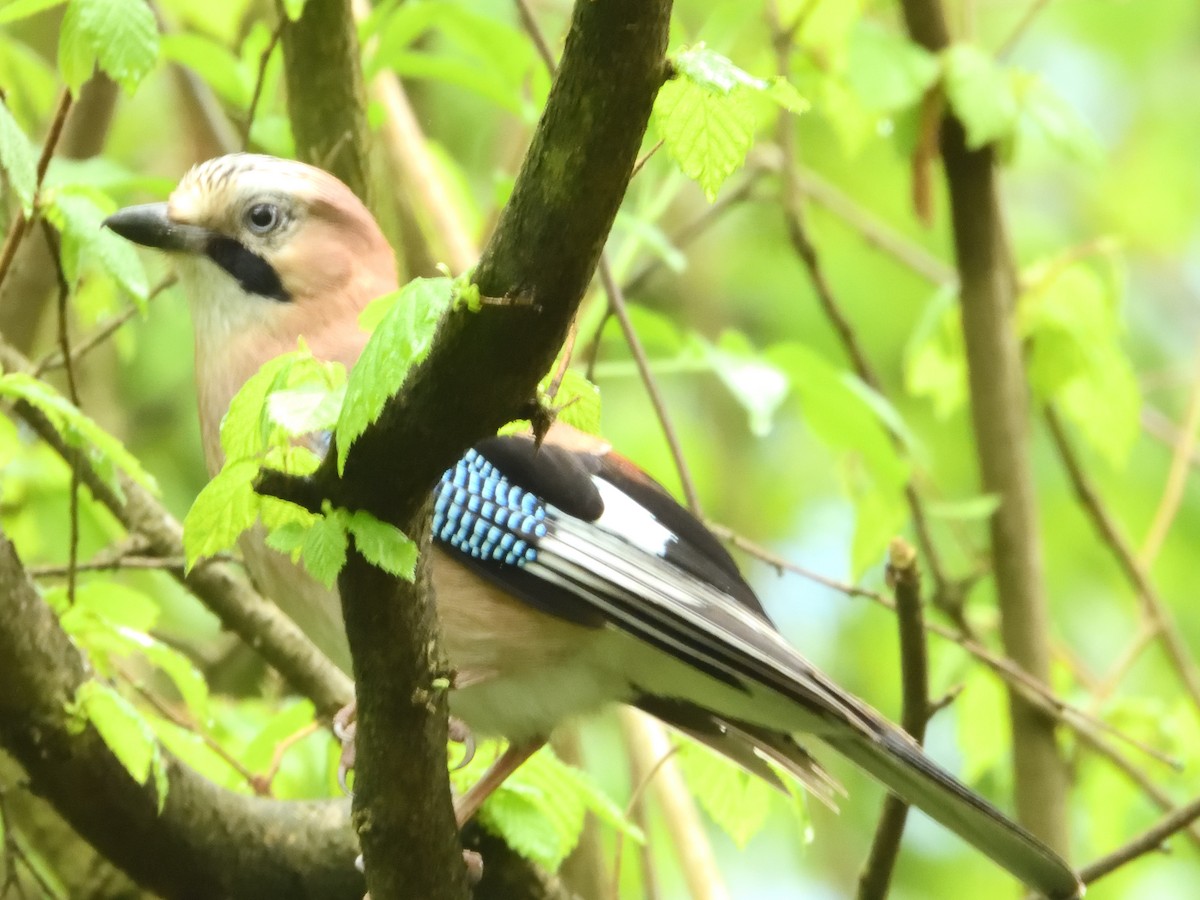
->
[246,203,281,234]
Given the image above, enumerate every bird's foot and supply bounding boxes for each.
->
[333,701,357,795]
[448,716,476,771]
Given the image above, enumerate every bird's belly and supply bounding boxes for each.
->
[433,550,631,740]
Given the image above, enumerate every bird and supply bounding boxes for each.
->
[104,153,1083,899]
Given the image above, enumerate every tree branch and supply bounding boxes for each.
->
[0,528,364,899]
[280,0,372,201]
[900,0,1071,853]
[857,539,929,899]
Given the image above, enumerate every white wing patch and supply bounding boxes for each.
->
[590,476,674,556]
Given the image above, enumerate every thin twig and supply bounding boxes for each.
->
[1045,406,1200,713]
[996,0,1054,59]
[243,16,286,149]
[1138,333,1200,567]
[514,0,556,69]
[0,90,73,298]
[254,720,322,795]
[121,668,264,794]
[1080,794,1200,885]
[706,521,1179,770]
[42,223,81,606]
[612,727,679,900]
[768,8,962,621]
[1142,406,1200,469]
[27,555,189,577]
[35,276,177,375]
[857,539,929,899]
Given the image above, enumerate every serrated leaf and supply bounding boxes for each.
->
[182,459,260,568]
[0,371,157,493]
[219,349,329,459]
[41,185,149,304]
[473,745,641,871]
[677,736,772,849]
[673,45,769,95]
[340,509,418,580]
[0,0,68,25]
[299,512,349,587]
[655,77,755,202]
[71,682,159,788]
[943,44,1018,149]
[66,581,159,633]
[59,0,159,94]
[0,100,37,214]
[336,277,452,473]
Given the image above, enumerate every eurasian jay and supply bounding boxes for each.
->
[104,153,1081,898]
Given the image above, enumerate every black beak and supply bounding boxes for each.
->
[102,203,212,253]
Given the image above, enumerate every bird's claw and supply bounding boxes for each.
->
[448,716,476,771]
[334,701,357,795]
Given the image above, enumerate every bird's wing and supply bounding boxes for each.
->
[434,429,878,736]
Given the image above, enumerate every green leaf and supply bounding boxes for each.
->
[926,495,1002,522]
[1014,71,1102,163]
[655,76,755,202]
[182,459,260,568]
[847,22,939,113]
[469,744,641,870]
[59,0,159,94]
[698,331,791,437]
[767,343,910,575]
[673,45,772,95]
[266,382,346,437]
[298,509,349,587]
[541,369,602,436]
[340,509,418,580]
[1018,260,1139,467]
[70,682,161,794]
[159,33,249,108]
[40,184,149,304]
[677,735,772,848]
[135,636,211,723]
[0,99,37,214]
[942,43,1019,149]
[903,285,966,419]
[336,277,452,473]
[0,371,157,493]
[0,0,68,25]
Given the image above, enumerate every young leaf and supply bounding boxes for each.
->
[541,369,602,436]
[40,184,150,303]
[336,277,453,473]
[677,735,773,849]
[0,99,37,214]
[69,682,161,793]
[655,45,807,201]
[655,76,756,202]
[942,44,1019,150]
[339,509,418,580]
[182,459,260,568]
[0,371,158,493]
[847,22,940,114]
[698,331,791,437]
[58,0,159,94]
[298,510,349,587]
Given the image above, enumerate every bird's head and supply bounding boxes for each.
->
[106,153,398,468]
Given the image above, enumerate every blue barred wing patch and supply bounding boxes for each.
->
[434,448,548,565]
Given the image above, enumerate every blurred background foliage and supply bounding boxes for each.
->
[2,0,1200,897]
